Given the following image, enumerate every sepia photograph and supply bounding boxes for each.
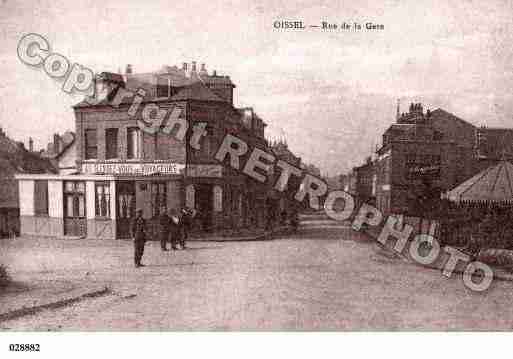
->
[1,0,513,356]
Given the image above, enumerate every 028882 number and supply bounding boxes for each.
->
[9,344,40,352]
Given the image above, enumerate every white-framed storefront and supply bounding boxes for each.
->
[15,173,184,239]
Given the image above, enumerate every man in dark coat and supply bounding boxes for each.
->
[180,207,196,249]
[131,209,147,267]
[159,208,170,251]
[168,208,181,250]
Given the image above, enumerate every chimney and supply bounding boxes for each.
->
[191,61,197,72]
[182,62,188,71]
[53,133,61,154]
[212,70,217,77]
[126,64,133,74]
[29,137,33,152]
[200,63,207,73]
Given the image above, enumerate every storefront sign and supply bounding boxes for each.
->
[82,162,185,176]
[186,164,223,178]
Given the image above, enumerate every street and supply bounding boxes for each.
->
[2,216,513,330]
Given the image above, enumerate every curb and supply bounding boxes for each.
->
[188,227,293,242]
[0,286,110,323]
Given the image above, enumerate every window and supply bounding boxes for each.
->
[433,130,443,141]
[150,182,167,217]
[117,182,135,220]
[127,127,140,159]
[95,182,110,217]
[105,128,118,159]
[64,181,85,218]
[85,129,97,159]
[34,180,48,216]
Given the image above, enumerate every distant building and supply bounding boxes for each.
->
[350,102,513,218]
[302,163,321,177]
[41,131,77,174]
[339,172,357,195]
[373,104,479,216]
[354,157,376,207]
[0,128,55,237]
[475,126,513,168]
[270,139,302,216]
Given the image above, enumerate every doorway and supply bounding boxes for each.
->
[195,184,213,231]
[116,181,136,239]
[63,181,87,237]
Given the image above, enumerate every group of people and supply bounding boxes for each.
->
[131,207,196,268]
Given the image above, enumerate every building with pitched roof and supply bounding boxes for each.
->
[0,128,56,237]
[16,62,285,239]
[352,102,513,217]
[41,131,77,175]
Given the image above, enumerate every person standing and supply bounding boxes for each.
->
[131,209,147,267]
[180,207,195,249]
[159,208,170,251]
[168,208,181,250]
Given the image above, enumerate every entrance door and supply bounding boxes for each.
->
[63,181,87,237]
[195,184,213,231]
[116,181,136,239]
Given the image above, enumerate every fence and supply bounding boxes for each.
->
[437,200,513,250]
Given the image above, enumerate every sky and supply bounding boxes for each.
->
[1,0,513,176]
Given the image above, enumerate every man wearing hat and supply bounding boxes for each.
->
[131,208,147,267]
[159,207,170,251]
[168,208,181,250]
[180,207,196,249]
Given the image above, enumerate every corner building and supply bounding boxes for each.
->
[17,62,283,239]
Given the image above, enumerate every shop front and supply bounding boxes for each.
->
[16,161,185,239]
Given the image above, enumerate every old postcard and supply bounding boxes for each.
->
[1,0,513,355]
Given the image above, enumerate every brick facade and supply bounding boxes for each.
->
[352,103,513,217]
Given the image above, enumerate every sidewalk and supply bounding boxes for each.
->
[0,226,289,329]
[0,279,109,323]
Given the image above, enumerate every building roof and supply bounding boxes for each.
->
[99,72,125,84]
[428,108,475,128]
[169,82,226,102]
[74,73,229,108]
[0,130,56,208]
[447,160,513,202]
[41,131,76,159]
